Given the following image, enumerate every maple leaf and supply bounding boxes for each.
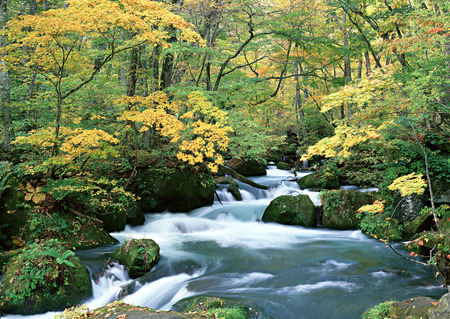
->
[24,183,46,204]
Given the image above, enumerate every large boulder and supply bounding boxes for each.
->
[262,195,316,227]
[392,194,424,223]
[133,167,215,212]
[320,190,375,230]
[96,209,127,232]
[389,296,437,319]
[360,213,403,242]
[276,162,292,170]
[402,212,434,239]
[22,210,118,251]
[0,240,91,314]
[297,160,339,190]
[225,159,266,176]
[432,179,450,204]
[110,239,160,278]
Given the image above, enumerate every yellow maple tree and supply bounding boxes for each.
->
[117,91,232,172]
[1,0,202,156]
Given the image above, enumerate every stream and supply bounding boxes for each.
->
[3,166,447,319]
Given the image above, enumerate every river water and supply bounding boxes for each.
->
[3,167,447,319]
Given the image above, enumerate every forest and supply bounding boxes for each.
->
[0,0,449,318]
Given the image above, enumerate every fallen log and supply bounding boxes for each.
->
[218,165,269,190]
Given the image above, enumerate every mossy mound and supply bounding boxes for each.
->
[97,202,145,232]
[226,159,266,177]
[362,300,395,319]
[23,210,118,251]
[321,189,375,230]
[262,195,316,227]
[58,301,201,319]
[133,167,215,212]
[360,214,403,242]
[173,296,266,319]
[0,240,91,315]
[276,162,292,170]
[297,160,339,190]
[110,239,160,278]
[402,212,434,239]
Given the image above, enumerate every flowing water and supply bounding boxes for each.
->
[2,167,447,319]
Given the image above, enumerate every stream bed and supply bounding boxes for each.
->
[3,167,447,319]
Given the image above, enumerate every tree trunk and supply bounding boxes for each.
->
[364,51,371,76]
[160,28,176,90]
[0,0,13,151]
[295,62,307,143]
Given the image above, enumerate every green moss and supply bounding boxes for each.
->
[110,239,160,278]
[321,190,375,230]
[173,296,263,319]
[362,300,394,319]
[360,214,403,242]
[133,167,215,212]
[23,210,118,251]
[262,195,316,227]
[297,161,340,190]
[0,239,91,315]
[276,162,292,170]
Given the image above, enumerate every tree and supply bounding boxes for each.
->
[1,0,201,157]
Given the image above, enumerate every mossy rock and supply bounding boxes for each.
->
[0,249,23,275]
[216,176,242,201]
[22,210,118,251]
[0,177,29,250]
[392,194,424,224]
[173,296,266,319]
[321,190,375,230]
[360,214,403,242]
[429,293,450,319]
[133,167,215,212]
[296,161,339,190]
[0,240,92,314]
[96,209,127,232]
[432,178,450,204]
[126,205,145,226]
[97,202,144,231]
[276,162,292,170]
[297,173,319,190]
[389,296,437,319]
[226,159,266,177]
[60,301,202,319]
[110,239,160,278]
[402,212,434,239]
[262,195,316,227]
